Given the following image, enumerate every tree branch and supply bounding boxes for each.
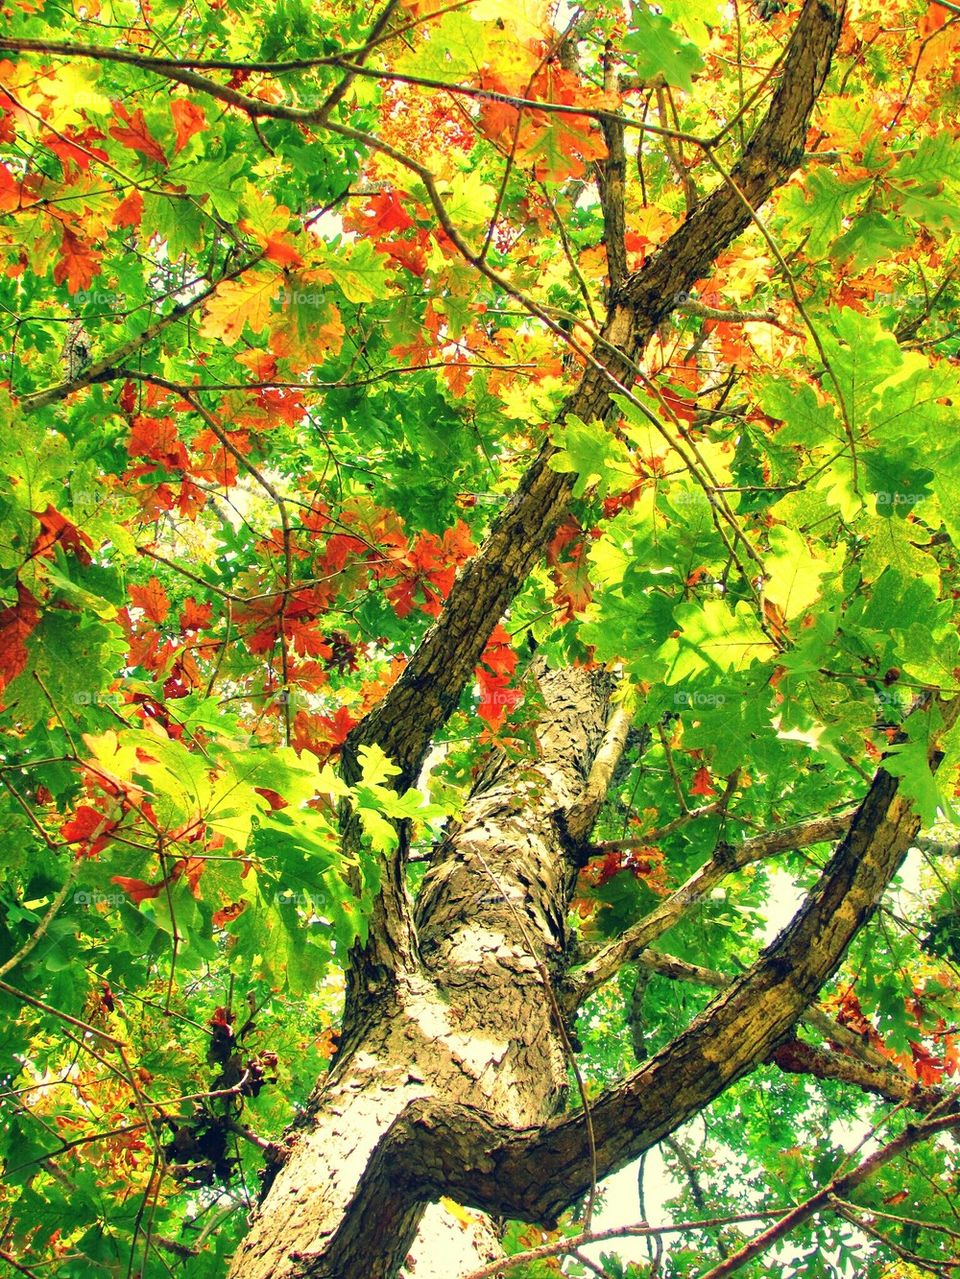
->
[565,703,635,842]
[346,0,847,790]
[564,806,856,1010]
[279,699,957,1277]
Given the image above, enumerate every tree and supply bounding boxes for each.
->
[2,0,960,1276]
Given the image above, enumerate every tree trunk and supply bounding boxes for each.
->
[229,665,614,1279]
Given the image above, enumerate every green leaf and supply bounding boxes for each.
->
[622,5,704,91]
[548,413,631,499]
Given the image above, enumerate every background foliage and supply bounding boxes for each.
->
[1,0,960,1274]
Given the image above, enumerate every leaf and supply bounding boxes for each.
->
[128,577,170,624]
[327,238,391,304]
[108,103,168,166]
[0,583,39,695]
[661,598,777,680]
[52,228,101,294]
[882,708,949,827]
[170,98,207,152]
[763,527,841,622]
[201,269,281,342]
[111,187,144,228]
[548,413,631,499]
[622,5,704,91]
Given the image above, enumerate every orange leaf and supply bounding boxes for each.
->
[170,98,207,152]
[109,104,167,166]
[262,233,304,268]
[690,765,717,797]
[212,900,246,928]
[201,269,280,343]
[52,228,101,295]
[112,188,144,228]
[129,577,170,624]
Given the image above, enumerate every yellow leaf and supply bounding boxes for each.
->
[201,269,281,344]
[439,1197,484,1231]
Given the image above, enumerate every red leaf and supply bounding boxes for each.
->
[0,161,20,213]
[477,667,522,729]
[32,504,94,564]
[52,228,101,295]
[110,875,163,904]
[129,577,170,624]
[62,805,117,857]
[690,765,717,797]
[318,705,357,747]
[109,104,167,166]
[364,189,414,234]
[479,624,518,678]
[119,380,138,414]
[0,583,39,694]
[254,787,288,810]
[170,98,207,152]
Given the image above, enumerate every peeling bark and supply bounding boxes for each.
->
[229,668,615,1279]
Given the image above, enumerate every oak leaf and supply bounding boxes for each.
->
[109,104,168,166]
[201,269,280,343]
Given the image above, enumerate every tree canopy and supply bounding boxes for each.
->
[2,0,960,1276]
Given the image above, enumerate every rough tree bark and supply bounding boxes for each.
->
[230,665,616,1278]
[222,4,959,1278]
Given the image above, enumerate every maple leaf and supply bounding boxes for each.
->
[170,98,207,152]
[52,228,101,295]
[0,583,39,695]
[61,804,118,857]
[109,104,168,166]
[129,577,171,625]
